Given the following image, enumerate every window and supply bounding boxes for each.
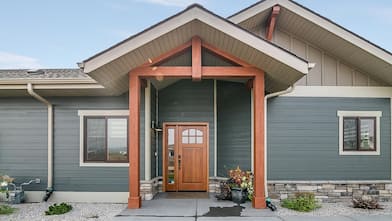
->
[181,128,203,144]
[337,111,381,155]
[78,110,129,167]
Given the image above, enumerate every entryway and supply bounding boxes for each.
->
[163,123,209,192]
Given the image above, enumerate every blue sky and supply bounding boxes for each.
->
[0,0,391,69]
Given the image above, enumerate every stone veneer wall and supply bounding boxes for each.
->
[140,178,392,202]
[268,182,392,202]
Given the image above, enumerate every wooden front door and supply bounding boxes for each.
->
[163,123,208,192]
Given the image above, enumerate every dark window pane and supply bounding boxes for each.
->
[86,118,105,161]
[343,118,357,150]
[167,128,175,184]
[107,118,128,161]
[359,118,375,150]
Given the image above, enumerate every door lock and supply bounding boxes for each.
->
[178,155,181,170]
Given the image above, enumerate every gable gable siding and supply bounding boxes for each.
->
[272,28,386,87]
[248,23,386,87]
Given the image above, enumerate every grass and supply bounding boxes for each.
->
[281,192,321,212]
[0,204,16,215]
[45,203,73,216]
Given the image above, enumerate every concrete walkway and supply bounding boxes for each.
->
[114,197,392,221]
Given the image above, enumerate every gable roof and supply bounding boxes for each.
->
[0,69,98,85]
[80,4,310,95]
[229,0,392,85]
[0,69,104,97]
[0,69,89,80]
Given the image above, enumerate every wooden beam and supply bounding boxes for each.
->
[140,79,147,89]
[266,5,281,41]
[132,66,263,78]
[252,71,266,209]
[202,42,252,67]
[128,73,141,209]
[131,67,192,78]
[246,79,254,89]
[202,67,262,78]
[192,36,202,81]
[141,41,192,67]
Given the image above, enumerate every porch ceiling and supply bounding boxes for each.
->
[81,5,309,95]
[230,0,392,86]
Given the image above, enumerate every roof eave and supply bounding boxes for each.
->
[81,5,309,75]
[228,0,392,65]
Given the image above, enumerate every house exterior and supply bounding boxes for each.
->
[1,0,392,209]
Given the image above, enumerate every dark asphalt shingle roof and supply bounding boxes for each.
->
[0,69,90,79]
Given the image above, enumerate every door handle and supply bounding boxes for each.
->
[178,155,181,170]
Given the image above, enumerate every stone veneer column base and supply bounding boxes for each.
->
[139,177,226,200]
[267,181,392,202]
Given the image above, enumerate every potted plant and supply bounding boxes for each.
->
[1,174,14,201]
[228,166,254,205]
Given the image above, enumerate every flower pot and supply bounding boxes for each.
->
[231,187,247,205]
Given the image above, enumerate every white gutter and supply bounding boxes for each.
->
[27,83,53,192]
[264,85,295,197]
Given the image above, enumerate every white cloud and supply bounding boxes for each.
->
[0,51,44,69]
[140,0,207,7]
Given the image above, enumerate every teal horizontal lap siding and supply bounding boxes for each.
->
[217,81,251,177]
[0,98,48,191]
[267,97,391,180]
[52,93,143,192]
[158,79,214,176]
[0,93,145,192]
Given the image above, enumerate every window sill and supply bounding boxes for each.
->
[79,162,129,167]
[339,150,380,156]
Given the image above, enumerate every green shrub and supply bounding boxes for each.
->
[45,203,72,215]
[0,204,16,215]
[281,192,320,212]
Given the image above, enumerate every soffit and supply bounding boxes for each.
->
[82,5,309,95]
[231,0,392,85]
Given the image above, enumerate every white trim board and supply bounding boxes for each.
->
[24,191,128,203]
[213,80,218,177]
[337,111,382,156]
[78,110,129,167]
[282,86,392,98]
[145,81,152,180]
[268,180,392,184]
[391,98,392,180]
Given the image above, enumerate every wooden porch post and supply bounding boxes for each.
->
[128,73,141,208]
[252,71,266,209]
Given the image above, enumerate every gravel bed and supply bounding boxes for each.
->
[0,202,126,221]
[1,201,392,220]
[274,201,392,217]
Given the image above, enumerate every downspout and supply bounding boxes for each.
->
[264,85,295,197]
[27,83,54,201]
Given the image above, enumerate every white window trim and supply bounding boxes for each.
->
[337,111,382,156]
[78,110,129,167]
